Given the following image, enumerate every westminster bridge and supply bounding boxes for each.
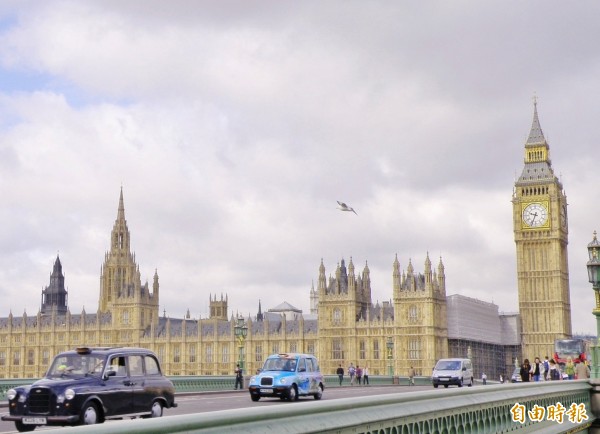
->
[0,375,598,433]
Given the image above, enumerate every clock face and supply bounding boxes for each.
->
[522,203,548,228]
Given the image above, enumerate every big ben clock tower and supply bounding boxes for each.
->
[513,100,572,360]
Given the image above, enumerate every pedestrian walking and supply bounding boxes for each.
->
[543,356,550,381]
[363,366,370,385]
[481,372,487,385]
[336,364,344,386]
[520,359,531,382]
[348,363,356,386]
[548,359,561,380]
[408,366,415,386]
[530,357,544,382]
[234,364,243,390]
[356,366,363,385]
[576,361,590,379]
[565,357,575,380]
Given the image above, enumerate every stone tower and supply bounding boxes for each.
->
[316,258,373,363]
[393,254,448,374]
[40,255,68,315]
[98,188,159,338]
[512,101,571,359]
[209,293,228,320]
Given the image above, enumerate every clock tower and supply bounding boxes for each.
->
[513,100,571,360]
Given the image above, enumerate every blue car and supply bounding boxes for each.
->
[248,353,324,402]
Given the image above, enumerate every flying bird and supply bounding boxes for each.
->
[337,201,357,215]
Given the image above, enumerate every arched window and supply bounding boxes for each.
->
[408,305,418,323]
[333,308,341,323]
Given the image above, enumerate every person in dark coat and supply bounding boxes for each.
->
[234,364,243,390]
[336,364,344,386]
[520,359,531,382]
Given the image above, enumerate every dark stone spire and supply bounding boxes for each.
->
[257,299,263,321]
[526,97,547,146]
[41,255,68,315]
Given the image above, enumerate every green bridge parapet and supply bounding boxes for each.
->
[0,375,429,400]
[44,380,593,433]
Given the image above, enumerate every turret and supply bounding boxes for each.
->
[424,253,432,287]
[361,261,371,303]
[309,282,318,314]
[318,259,327,296]
[393,254,401,297]
[437,257,446,295]
[348,257,356,296]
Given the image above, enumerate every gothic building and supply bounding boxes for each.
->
[512,101,572,359]
[0,189,455,378]
[312,255,448,375]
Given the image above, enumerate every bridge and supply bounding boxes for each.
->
[1,376,598,433]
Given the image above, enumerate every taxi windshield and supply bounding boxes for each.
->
[263,357,297,372]
[47,354,106,378]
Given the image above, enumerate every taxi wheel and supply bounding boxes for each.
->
[287,385,298,401]
[458,379,463,388]
[314,385,323,400]
[251,394,260,402]
[150,401,163,418]
[443,384,449,388]
[81,402,100,425]
[14,421,36,432]
[433,384,438,388]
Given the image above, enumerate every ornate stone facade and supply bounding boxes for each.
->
[0,189,451,378]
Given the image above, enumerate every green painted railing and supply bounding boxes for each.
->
[171,374,425,393]
[38,380,594,434]
[0,375,419,400]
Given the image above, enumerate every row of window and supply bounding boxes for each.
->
[0,332,110,344]
[0,341,318,366]
[520,186,549,196]
[330,306,421,323]
[331,338,422,360]
[1,339,422,370]
[0,350,52,366]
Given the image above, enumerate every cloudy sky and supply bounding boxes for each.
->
[1,1,599,334]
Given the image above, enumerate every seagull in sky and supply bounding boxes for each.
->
[337,201,357,215]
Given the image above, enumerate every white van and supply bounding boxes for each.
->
[431,358,473,388]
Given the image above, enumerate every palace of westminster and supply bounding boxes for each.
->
[0,102,573,379]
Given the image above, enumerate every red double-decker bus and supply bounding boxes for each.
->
[553,339,590,366]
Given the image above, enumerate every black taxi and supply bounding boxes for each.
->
[2,347,177,432]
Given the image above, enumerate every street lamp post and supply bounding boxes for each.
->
[234,316,248,372]
[386,337,394,377]
[586,231,600,379]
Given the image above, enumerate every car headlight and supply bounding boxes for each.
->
[250,376,256,383]
[6,389,17,400]
[65,389,75,400]
[279,378,287,384]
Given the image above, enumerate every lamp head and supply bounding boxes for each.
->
[587,231,600,288]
